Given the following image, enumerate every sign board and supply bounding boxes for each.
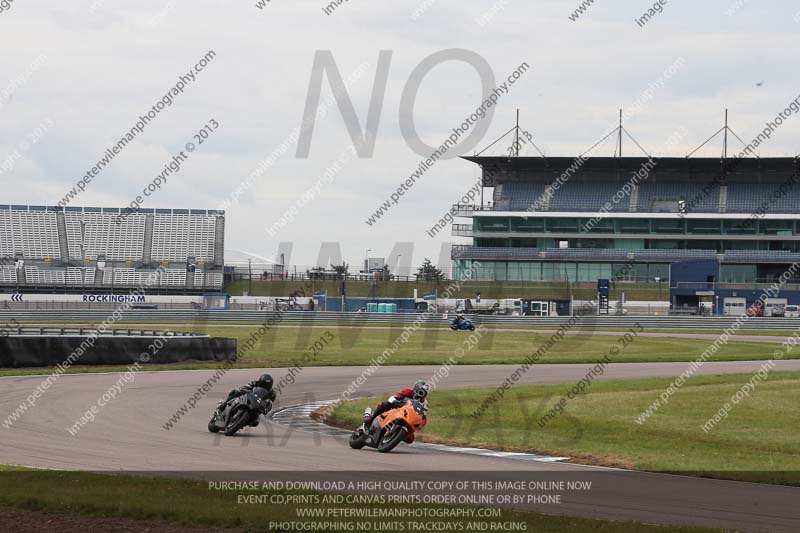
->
[0,293,203,303]
[597,279,609,297]
[695,291,715,296]
[367,257,385,272]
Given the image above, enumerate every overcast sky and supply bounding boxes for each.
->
[2,0,800,272]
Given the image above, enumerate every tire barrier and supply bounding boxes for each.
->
[0,334,236,367]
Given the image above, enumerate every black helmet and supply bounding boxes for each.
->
[255,373,273,389]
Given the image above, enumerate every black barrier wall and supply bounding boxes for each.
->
[0,336,237,367]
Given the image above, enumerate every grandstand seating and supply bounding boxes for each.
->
[0,266,18,284]
[151,213,216,262]
[726,182,800,213]
[638,181,721,212]
[721,250,800,262]
[0,208,60,258]
[548,183,631,212]
[0,205,224,290]
[486,180,800,214]
[493,183,545,210]
[24,266,65,285]
[65,210,146,261]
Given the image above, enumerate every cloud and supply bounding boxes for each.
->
[0,0,799,268]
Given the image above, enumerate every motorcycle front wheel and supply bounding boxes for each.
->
[224,407,251,436]
[349,428,368,449]
[377,424,408,453]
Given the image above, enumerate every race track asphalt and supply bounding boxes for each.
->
[2,361,800,531]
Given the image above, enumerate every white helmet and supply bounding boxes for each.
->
[412,380,430,400]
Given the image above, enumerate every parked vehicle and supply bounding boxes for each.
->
[746,301,763,317]
[763,298,788,317]
[785,305,799,318]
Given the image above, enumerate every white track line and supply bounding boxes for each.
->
[270,400,570,463]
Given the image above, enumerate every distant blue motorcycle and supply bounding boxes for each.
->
[449,317,475,331]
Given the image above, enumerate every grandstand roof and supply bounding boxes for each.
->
[462,156,799,186]
[0,205,225,215]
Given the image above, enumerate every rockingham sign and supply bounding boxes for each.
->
[0,294,203,304]
[82,294,147,303]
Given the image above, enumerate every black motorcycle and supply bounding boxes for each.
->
[208,386,273,436]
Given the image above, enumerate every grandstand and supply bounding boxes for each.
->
[451,156,800,287]
[0,205,224,293]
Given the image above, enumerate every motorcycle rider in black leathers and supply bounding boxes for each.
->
[215,373,276,426]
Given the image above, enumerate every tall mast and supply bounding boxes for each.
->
[723,109,728,160]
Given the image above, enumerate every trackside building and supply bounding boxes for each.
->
[451,156,800,310]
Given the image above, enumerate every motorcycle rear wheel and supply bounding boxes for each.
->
[224,407,250,436]
[377,425,408,453]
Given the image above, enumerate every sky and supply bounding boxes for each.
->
[2,0,800,274]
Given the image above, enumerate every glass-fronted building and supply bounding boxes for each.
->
[452,156,800,285]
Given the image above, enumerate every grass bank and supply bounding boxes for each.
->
[0,467,711,532]
[0,324,792,376]
[330,372,800,485]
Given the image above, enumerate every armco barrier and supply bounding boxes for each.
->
[1,309,800,330]
[0,334,236,367]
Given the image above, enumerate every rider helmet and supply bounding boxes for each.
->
[412,379,430,401]
[255,373,273,389]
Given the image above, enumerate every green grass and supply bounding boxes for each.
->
[0,362,234,377]
[225,279,669,301]
[0,467,713,532]
[331,372,800,485]
[124,324,800,365]
[0,324,792,376]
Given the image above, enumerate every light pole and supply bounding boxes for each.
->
[80,244,85,295]
[396,254,402,279]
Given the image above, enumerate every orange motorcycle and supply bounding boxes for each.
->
[349,399,426,453]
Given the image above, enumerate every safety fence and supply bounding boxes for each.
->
[4,327,207,337]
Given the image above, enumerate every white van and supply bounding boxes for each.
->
[785,305,799,318]
[763,298,788,317]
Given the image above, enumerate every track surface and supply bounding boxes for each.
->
[2,362,800,531]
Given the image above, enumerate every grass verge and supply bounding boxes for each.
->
[0,323,792,377]
[329,372,800,485]
[0,467,713,532]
